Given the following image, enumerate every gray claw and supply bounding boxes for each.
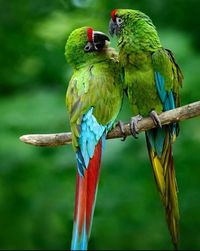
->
[130,115,143,139]
[117,120,126,141]
[150,110,162,128]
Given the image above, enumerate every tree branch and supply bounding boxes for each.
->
[20,101,200,147]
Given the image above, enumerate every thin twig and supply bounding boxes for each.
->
[19,101,200,147]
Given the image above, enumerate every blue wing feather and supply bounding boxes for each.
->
[155,72,175,112]
[147,72,176,157]
[76,107,112,176]
[76,151,86,176]
[155,72,167,105]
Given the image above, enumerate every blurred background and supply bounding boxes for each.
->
[1,0,200,249]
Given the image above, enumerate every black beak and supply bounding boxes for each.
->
[109,19,118,37]
[93,31,110,43]
[84,31,110,53]
[93,31,110,51]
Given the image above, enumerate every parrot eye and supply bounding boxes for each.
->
[84,45,90,52]
[116,17,123,26]
[84,42,93,52]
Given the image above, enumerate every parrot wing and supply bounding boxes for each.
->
[152,47,183,112]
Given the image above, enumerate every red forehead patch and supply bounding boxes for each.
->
[111,9,117,21]
[87,28,93,42]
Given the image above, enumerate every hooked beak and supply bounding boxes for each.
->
[109,19,119,37]
[84,31,110,53]
[93,31,110,49]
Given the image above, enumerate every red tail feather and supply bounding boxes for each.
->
[73,139,102,247]
[86,139,102,233]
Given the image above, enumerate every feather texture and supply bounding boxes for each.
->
[77,107,106,176]
[146,128,179,249]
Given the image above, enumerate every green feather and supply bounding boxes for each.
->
[65,27,123,150]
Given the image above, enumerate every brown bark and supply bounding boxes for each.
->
[20,101,200,147]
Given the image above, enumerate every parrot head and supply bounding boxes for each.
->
[109,9,124,37]
[109,9,160,51]
[109,9,155,36]
[65,27,110,68]
[109,9,149,37]
[84,27,110,52]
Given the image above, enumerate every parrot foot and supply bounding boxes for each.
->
[130,115,143,139]
[117,120,126,141]
[150,110,162,128]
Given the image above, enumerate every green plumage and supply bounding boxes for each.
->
[116,9,182,116]
[65,27,123,150]
[113,9,183,248]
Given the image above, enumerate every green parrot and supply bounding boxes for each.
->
[65,27,123,250]
[109,9,183,249]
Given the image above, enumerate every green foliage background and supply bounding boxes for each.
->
[1,0,200,249]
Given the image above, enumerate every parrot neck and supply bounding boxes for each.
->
[118,19,162,54]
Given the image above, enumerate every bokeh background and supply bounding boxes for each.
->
[1,0,200,249]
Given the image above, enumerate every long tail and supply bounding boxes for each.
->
[71,138,103,250]
[146,127,179,249]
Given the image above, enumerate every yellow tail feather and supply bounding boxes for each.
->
[146,132,179,249]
